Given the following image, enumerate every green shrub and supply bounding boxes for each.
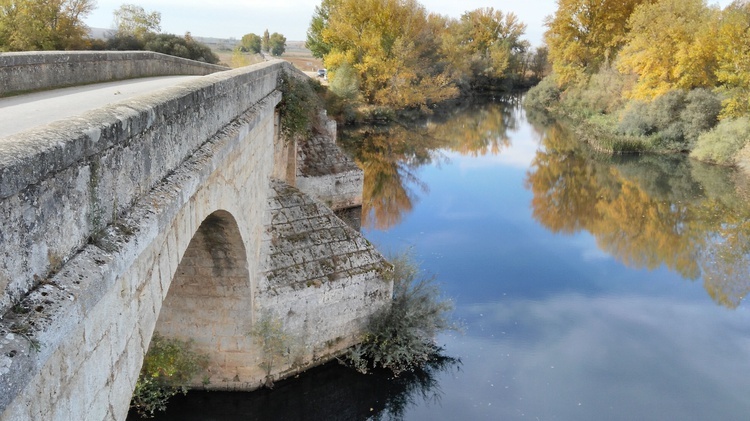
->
[681,88,722,146]
[617,89,721,151]
[130,334,208,418]
[249,310,291,382]
[691,117,750,165]
[617,100,656,137]
[344,252,455,376]
[277,70,325,139]
[524,75,561,111]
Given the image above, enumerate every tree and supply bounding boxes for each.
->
[268,32,286,56]
[240,32,261,54]
[262,28,269,52]
[617,0,719,100]
[714,1,750,118]
[442,8,528,88]
[306,0,333,58]
[112,3,161,40]
[0,0,95,51]
[544,0,652,86]
[312,0,457,109]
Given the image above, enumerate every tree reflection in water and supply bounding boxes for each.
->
[342,99,750,309]
[339,97,520,230]
[525,108,750,309]
[129,354,460,421]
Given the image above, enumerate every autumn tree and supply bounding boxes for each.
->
[544,0,652,86]
[113,3,161,40]
[714,1,750,118]
[616,0,719,100]
[0,0,95,51]
[240,32,261,54]
[268,32,286,56]
[309,0,457,109]
[442,8,528,89]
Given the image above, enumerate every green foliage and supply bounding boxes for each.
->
[130,334,208,418]
[328,61,359,101]
[691,117,750,165]
[113,4,161,40]
[344,251,455,376]
[268,32,286,56]
[306,0,333,58]
[249,310,291,380]
[523,75,561,111]
[262,29,270,52]
[104,32,219,64]
[240,33,262,54]
[277,70,324,139]
[617,89,721,151]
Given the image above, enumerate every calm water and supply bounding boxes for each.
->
[143,98,750,420]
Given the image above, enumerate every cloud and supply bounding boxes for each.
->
[418,294,750,420]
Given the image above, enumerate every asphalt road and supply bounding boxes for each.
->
[0,75,201,139]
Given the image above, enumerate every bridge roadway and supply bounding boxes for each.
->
[0,75,200,139]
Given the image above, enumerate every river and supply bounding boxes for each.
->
[134,97,750,420]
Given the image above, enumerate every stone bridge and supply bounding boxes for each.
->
[0,52,391,420]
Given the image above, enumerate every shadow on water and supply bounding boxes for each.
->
[128,355,460,421]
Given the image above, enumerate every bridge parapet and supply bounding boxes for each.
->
[0,51,228,97]
[0,60,288,315]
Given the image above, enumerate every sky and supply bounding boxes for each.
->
[84,0,553,46]
[86,0,735,47]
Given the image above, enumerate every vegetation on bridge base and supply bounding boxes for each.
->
[130,334,208,418]
[343,251,456,377]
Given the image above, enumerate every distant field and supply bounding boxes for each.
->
[207,38,324,71]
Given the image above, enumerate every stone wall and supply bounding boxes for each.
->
[0,51,228,96]
[295,121,364,210]
[0,60,286,418]
[256,181,391,384]
[0,58,392,420]
[0,60,283,315]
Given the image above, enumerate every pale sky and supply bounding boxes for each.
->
[85,0,735,46]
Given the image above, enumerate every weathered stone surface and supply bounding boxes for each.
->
[0,56,392,421]
[295,122,364,210]
[258,180,391,378]
[0,51,228,96]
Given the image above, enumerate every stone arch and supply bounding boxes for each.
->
[153,209,256,387]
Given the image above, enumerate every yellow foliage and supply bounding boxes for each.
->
[715,2,750,118]
[616,0,719,100]
[544,0,651,86]
[0,0,95,51]
[319,0,457,108]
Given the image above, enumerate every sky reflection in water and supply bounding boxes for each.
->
[359,102,750,420]
[142,100,750,420]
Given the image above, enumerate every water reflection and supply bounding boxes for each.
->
[132,356,460,421]
[340,97,521,230]
[343,100,750,309]
[525,116,750,309]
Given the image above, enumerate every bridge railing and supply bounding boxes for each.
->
[0,59,292,316]
[0,51,229,97]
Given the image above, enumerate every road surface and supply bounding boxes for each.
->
[0,75,201,139]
